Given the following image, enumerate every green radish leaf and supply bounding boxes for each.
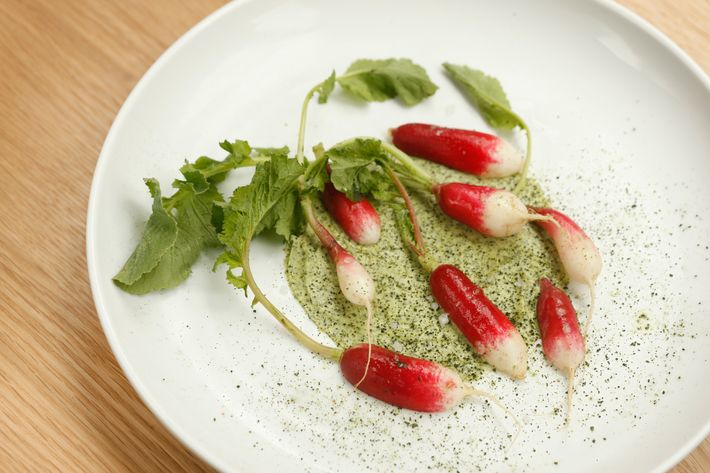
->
[219,139,253,165]
[326,138,397,201]
[217,140,287,169]
[213,251,249,296]
[253,146,290,159]
[443,63,523,130]
[113,176,224,295]
[112,139,280,295]
[317,70,337,104]
[112,179,177,289]
[218,155,306,291]
[338,58,438,106]
[303,152,329,195]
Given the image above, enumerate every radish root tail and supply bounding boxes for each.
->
[583,283,596,338]
[354,302,374,389]
[565,367,576,425]
[527,213,561,230]
[466,387,523,448]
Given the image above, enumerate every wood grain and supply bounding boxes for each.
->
[0,1,707,472]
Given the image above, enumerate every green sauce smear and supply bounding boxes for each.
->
[286,161,566,381]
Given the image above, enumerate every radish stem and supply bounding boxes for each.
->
[385,166,437,273]
[295,83,322,164]
[381,142,436,190]
[513,120,531,194]
[241,239,342,361]
[385,166,425,255]
[302,195,340,253]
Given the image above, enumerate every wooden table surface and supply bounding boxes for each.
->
[1,1,708,471]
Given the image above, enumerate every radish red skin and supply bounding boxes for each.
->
[536,278,585,368]
[429,264,528,379]
[322,182,381,246]
[528,207,602,287]
[391,123,523,178]
[530,207,584,240]
[536,278,585,421]
[434,183,541,238]
[340,343,468,412]
[434,183,490,233]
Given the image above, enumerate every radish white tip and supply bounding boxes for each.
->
[483,331,528,379]
[483,139,524,178]
[356,221,381,246]
[482,190,530,238]
[335,253,376,308]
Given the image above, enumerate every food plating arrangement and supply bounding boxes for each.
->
[112,58,604,440]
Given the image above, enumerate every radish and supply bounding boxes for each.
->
[302,197,375,308]
[341,344,521,430]
[328,138,553,238]
[384,167,528,379]
[435,183,555,238]
[326,138,556,237]
[529,207,601,335]
[536,278,585,422]
[322,182,381,245]
[430,265,528,379]
[240,241,516,416]
[391,123,524,178]
[340,343,469,411]
[302,196,375,385]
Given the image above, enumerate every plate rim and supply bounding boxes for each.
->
[85,1,710,472]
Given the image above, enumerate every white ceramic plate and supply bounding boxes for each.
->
[87,1,710,471]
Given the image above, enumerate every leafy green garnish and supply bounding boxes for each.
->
[113,176,223,295]
[326,138,433,201]
[317,71,336,104]
[337,58,438,106]
[326,138,396,201]
[443,63,523,130]
[219,139,286,166]
[218,154,306,291]
[302,152,328,196]
[297,58,436,165]
[113,140,283,295]
[443,62,531,192]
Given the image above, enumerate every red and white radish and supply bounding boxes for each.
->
[391,123,524,178]
[328,138,549,239]
[536,278,585,422]
[322,182,381,245]
[430,264,528,379]
[304,204,375,307]
[302,197,376,385]
[383,167,528,380]
[241,243,515,416]
[340,343,469,412]
[529,207,601,335]
[435,183,553,238]
[341,343,519,428]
